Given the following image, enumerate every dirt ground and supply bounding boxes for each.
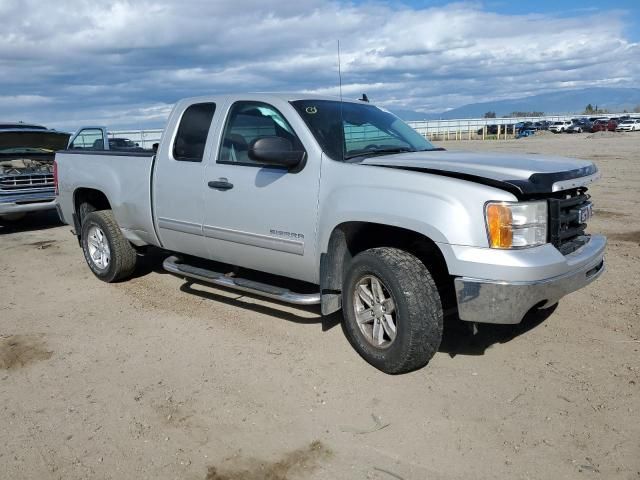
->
[1,132,639,480]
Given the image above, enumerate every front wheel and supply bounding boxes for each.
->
[342,247,443,374]
[81,210,137,282]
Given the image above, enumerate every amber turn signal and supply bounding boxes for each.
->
[486,203,513,248]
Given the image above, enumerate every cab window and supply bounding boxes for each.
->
[218,101,302,166]
[173,103,216,162]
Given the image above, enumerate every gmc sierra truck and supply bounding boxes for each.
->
[55,94,606,373]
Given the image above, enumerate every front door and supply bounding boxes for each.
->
[202,100,321,283]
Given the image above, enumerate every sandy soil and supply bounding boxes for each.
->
[1,132,639,480]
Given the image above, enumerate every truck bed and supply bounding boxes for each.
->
[55,150,160,247]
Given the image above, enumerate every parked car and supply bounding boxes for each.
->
[514,121,534,133]
[532,121,548,130]
[476,124,499,135]
[549,121,572,133]
[0,122,70,221]
[591,119,618,132]
[108,138,144,151]
[567,119,592,133]
[55,93,606,374]
[608,119,620,130]
[615,119,640,132]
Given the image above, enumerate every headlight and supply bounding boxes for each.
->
[485,201,547,249]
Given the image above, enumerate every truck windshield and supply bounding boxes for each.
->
[291,100,436,161]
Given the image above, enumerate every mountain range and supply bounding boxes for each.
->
[392,87,640,120]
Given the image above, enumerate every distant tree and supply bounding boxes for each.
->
[634,105,640,113]
[584,104,610,115]
[484,111,496,118]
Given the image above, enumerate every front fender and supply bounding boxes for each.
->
[317,160,517,255]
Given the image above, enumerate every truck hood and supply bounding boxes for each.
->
[360,150,599,196]
[0,130,71,152]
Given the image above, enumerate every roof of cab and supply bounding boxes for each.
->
[177,92,366,105]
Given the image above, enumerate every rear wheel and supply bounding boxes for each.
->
[81,210,137,282]
[342,247,443,374]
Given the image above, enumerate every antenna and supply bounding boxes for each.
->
[338,40,343,102]
[338,40,345,161]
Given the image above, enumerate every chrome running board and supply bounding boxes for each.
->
[162,255,321,306]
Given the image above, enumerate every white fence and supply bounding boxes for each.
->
[407,115,566,141]
[406,113,637,141]
[108,129,163,149]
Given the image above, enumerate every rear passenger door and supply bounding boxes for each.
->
[153,101,220,258]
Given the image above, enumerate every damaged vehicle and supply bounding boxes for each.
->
[0,123,70,221]
[55,94,606,374]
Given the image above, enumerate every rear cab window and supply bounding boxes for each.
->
[173,103,216,162]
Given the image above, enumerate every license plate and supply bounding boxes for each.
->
[578,203,593,223]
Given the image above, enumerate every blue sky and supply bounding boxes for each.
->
[405,0,640,40]
[0,0,638,130]
[485,0,640,40]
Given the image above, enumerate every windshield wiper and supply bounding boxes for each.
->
[344,147,414,161]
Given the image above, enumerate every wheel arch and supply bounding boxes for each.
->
[72,187,113,236]
[320,221,454,316]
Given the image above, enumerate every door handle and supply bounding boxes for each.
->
[208,179,234,191]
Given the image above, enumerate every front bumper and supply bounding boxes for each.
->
[454,235,606,324]
[0,191,57,216]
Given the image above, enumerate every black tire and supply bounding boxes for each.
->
[78,202,96,223]
[342,247,443,374]
[81,210,137,282]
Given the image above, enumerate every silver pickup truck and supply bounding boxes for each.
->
[55,94,606,373]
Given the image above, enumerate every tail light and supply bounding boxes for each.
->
[53,159,59,195]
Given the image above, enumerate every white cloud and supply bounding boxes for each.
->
[0,0,637,128]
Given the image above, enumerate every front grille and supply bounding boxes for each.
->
[548,191,591,255]
[0,174,54,191]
